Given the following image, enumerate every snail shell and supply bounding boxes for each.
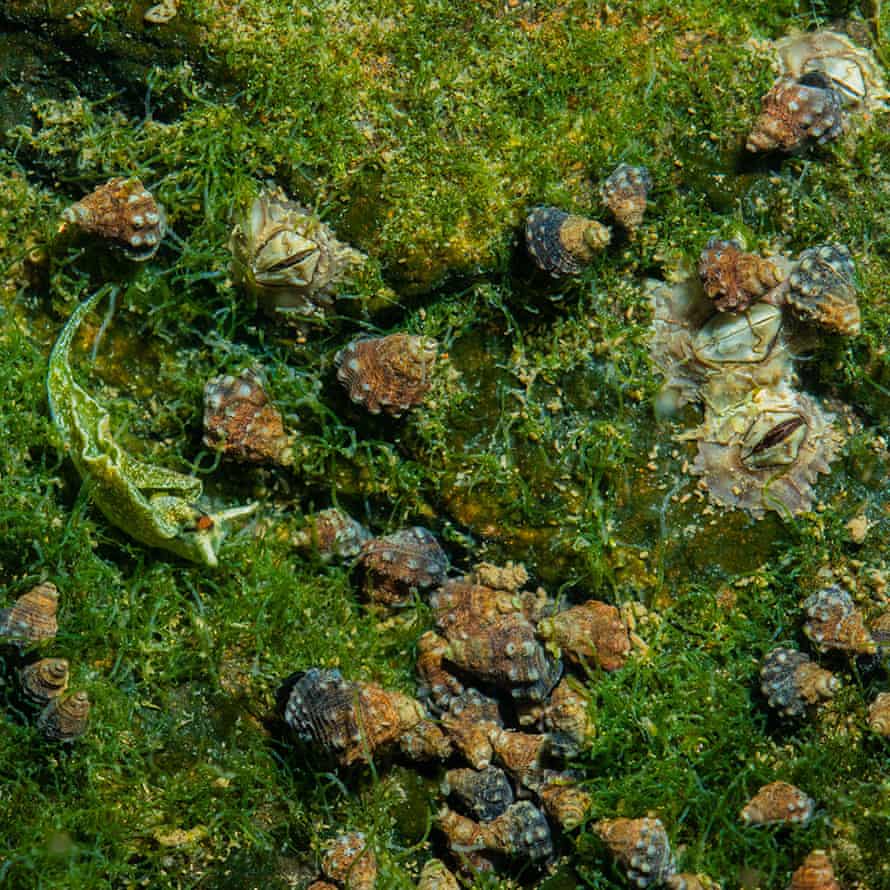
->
[666,875,722,890]
[321,832,376,890]
[600,164,652,232]
[595,817,678,888]
[488,727,550,788]
[61,177,166,261]
[229,187,366,321]
[536,772,591,830]
[760,647,839,717]
[307,883,339,890]
[787,244,860,335]
[698,239,786,313]
[537,599,631,671]
[418,859,460,890]
[740,781,815,826]
[0,582,59,647]
[540,678,594,758]
[787,850,840,890]
[416,630,466,710]
[440,688,504,770]
[524,206,611,277]
[443,765,515,822]
[18,657,69,707]
[293,508,372,562]
[746,76,844,153]
[803,586,875,655]
[397,718,453,761]
[689,387,841,519]
[867,692,890,736]
[358,527,448,606]
[203,368,293,466]
[336,334,438,416]
[37,690,90,742]
[773,30,889,112]
[487,801,553,861]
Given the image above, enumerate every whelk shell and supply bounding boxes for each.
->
[536,599,631,671]
[760,647,839,717]
[0,582,59,647]
[37,690,90,742]
[867,692,890,736]
[740,781,815,826]
[293,508,371,562]
[594,817,677,888]
[787,849,840,890]
[600,164,652,232]
[802,586,875,655]
[443,765,515,822]
[358,527,448,606]
[786,244,860,336]
[18,657,70,707]
[698,238,786,312]
[525,206,611,277]
[321,832,377,890]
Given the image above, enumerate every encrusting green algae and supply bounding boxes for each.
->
[1,0,890,888]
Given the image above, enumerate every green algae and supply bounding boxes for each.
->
[1,1,889,888]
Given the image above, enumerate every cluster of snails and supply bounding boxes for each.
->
[523,163,652,278]
[760,584,890,734]
[0,583,90,743]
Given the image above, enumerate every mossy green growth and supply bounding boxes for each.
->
[1,0,890,888]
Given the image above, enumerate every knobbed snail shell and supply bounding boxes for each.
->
[698,238,786,313]
[600,164,652,232]
[786,244,861,336]
[740,781,815,827]
[760,647,839,717]
[787,850,840,890]
[802,586,875,655]
[594,817,678,888]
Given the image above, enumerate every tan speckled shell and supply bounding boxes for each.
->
[698,239,786,312]
[689,386,841,519]
[868,692,890,736]
[472,561,529,593]
[431,577,530,636]
[600,164,652,232]
[283,668,425,766]
[0,582,59,646]
[444,765,515,822]
[541,678,594,757]
[740,781,815,826]
[787,850,840,890]
[203,368,293,465]
[441,688,503,770]
[359,527,448,606]
[746,77,844,153]
[321,832,377,890]
[537,599,630,671]
[489,728,549,787]
[397,718,452,761]
[37,690,90,742]
[307,882,339,890]
[18,658,69,707]
[293,508,371,562]
[760,647,839,717]
[416,631,466,709]
[336,334,438,416]
[666,875,722,890]
[787,244,860,335]
[537,773,591,830]
[418,859,460,890]
[61,177,166,260]
[803,586,875,655]
[525,206,610,277]
[595,817,677,887]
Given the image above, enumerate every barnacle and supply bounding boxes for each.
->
[746,75,844,153]
[595,817,677,888]
[698,238,787,313]
[524,206,610,277]
[293,508,372,562]
[203,368,293,466]
[229,186,366,322]
[18,658,69,707]
[336,334,438,416]
[600,164,652,232]
[37,690,90,742]
[689,387,842,519]
[0,582,59,647]
[760,647,839,717]
[358,527,448,606]
[740,782,815,826]
[60,177,166,261]
[802,586,875,655]
[786,244,861,336]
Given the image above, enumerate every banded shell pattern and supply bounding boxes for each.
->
[740,782,815,827]
[786,244,860,335]
[802,586,875,655]
[37,690,90,742]
[600,164,652,232]
[524,206,610,277]
[336,334,438,416]
[787,850,840,890]
[0,582,59,647]
[868,692,890,736]
[18,657,70,707]
[61,177,166,261]
[203,368,293,465]
[760,647,839,717]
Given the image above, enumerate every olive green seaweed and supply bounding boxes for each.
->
[46,286,255,566]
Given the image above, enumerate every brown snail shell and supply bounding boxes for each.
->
[666,875,722,890]
[537,599,630,671]
[488,727,550,788]
[397,718,453,761]
[61,177,166,261]
[321,832,377,890]
[203,368,293,466]
[293,508,372,562]
[760,647,839,717]
[37,690,90,742]
[307,883,339,890]
[18,657,69,707]
[595,817,677,888]
[803,586,875,655]
[740,781,815,826]
[336,334,438,416]
[524,206,611,277]
[437,801,553,862]
[698,238,786,313]
[536,772,591,830]
[0,582,59,647]
[787,850,840,890]
[867,692,890,736]
[283,668,428,766]
[786,244,860,335]
[600,164,652,232]
[540,677,594,758]
[416,630,466,710]
[418,859,460,890]
[440,688,504,770]
[359,527,448,606]
[443,765,515,822]
[746,76,844,153]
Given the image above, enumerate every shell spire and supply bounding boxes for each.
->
[524,206,610,277]
[18,657,70,707]
[600,164,652,232]
[0,582,59,647]
[786,244,860,335]
[594,817,677,887]
[787,850,840,890]
[37,690,90,742]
